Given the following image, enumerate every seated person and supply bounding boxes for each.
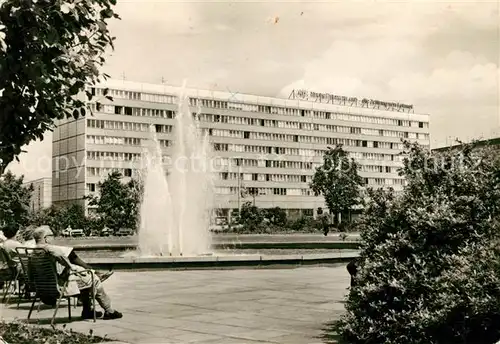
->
[32,226,122,320]
[2,224,36,258]
[0,224,27,292]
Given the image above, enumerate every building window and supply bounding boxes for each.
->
[124,169,132,177]
[303,209,313,217]
[362,140,367,147]
[244,131,250,139]
[373,141,378,148]
[419,122,424,128]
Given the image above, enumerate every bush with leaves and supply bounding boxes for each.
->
[286,216,318,232]
[334,141,500,344]
[239,201,263,231]
[264,207,287,227]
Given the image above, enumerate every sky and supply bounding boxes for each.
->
[8,0,500,181]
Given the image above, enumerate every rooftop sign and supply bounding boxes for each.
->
[288,89,414,113]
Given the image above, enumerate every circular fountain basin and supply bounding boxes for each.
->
[57,235,360,270]
[84,250,359,271]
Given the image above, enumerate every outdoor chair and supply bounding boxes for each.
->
[23,247,97,327]
[0,246,21,304]
[14,247,38,308]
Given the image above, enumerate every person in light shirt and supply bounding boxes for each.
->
[32,226,122,320]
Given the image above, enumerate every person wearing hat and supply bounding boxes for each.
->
[32,226,122,320]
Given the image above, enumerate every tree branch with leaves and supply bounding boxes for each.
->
[0,0,120,172]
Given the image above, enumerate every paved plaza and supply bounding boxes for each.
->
[0,265,348,343]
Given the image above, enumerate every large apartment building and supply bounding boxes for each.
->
[52,80,430,220]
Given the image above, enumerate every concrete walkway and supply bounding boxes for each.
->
[0,265,348,343]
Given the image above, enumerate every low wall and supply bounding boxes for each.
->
[70,240,361,252]
[86,251,359,271]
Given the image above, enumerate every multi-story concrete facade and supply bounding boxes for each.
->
[23,177,52,212]
[52,80,430,220]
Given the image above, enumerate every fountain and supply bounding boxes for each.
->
[137,88,216,257]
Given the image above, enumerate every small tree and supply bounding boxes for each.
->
[310,145,363,226]
[0,171,32,230]
[86,171,142,232]
[0,0,120,172]
[334,141,500,344]
[239,201,263,230]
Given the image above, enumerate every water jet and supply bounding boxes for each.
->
[136,87,216,257]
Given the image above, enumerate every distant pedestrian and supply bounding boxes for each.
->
[347,258,359,287]
[317,207,330,236]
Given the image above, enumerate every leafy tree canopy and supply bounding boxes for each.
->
[0,0,119,171]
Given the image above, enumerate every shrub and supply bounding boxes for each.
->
[264,207,287,227]
[239,202,263,231]
[0,320,111,344]
[334,141,500,344]
[287,216,317,232]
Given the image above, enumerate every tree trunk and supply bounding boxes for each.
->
[333,212,340,227]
